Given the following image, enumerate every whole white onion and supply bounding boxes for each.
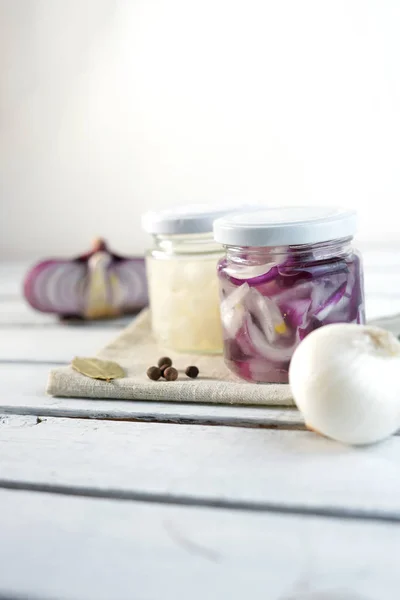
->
[289,323,400,445]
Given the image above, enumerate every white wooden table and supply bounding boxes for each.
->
[1,249,400,600]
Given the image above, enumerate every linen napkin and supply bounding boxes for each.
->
[47,309,400,406]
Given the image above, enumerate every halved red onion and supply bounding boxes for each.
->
[24,260,87,314]
[23,239,148,318]
[111,259,149,311]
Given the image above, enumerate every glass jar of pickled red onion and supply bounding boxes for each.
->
[142,205,255,354]
[213,207,365,383]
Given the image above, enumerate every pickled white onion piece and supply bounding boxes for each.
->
[245,315,299,362]
[220,283,250,338]
[223,262,277,281]
[315,282,347,321]
[245,288,290,342]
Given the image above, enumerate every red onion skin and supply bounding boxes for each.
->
[23,240,148,318]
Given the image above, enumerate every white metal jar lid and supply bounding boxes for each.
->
[213,206,358,247]
[142,204,261,236]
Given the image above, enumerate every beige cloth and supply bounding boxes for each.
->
[47,310,400,406]
[47,309,294,406]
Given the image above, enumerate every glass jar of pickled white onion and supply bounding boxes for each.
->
[142,205,254,353]
[213,207,365,383]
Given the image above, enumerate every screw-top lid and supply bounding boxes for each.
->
[142,204,261,236]
[213,206,358,247]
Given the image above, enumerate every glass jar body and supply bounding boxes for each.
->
[146,233,224,353]
[217,238,365,383]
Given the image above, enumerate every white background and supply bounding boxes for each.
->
[1,0,399,260]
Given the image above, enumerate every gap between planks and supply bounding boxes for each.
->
[3,361,400,433]
[2,415,400,519]
[0,595,33,600]
[0,322,128,329]
[0,359,69,366]
[0,409,305,430]
[1,486,399,600]
[0,364,303,428]
[0,478,399,525]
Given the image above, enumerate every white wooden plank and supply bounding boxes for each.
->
[1,489,399,600]
[0,363,303,427]
[0,262,28,296]
[367,298,400,323]
[2,257,400,323]
[357,242,400,269]
[0,291,391,327]
[1,294,399,330]
[0,326,118,363]
[0,300,398,363]
[1,415,400,517]
[1,297,393,330]
[365,275,400,298]
[369,313,400,336]
[0,298,134,329]
[0,299,55,325]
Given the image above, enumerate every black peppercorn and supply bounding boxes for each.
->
[164,366,178,381]
[159,364,169,377]
[158,356,172,368]
[147,366,161,381]
[185,366,199,379]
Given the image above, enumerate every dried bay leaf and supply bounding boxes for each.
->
[71,357,125,381]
